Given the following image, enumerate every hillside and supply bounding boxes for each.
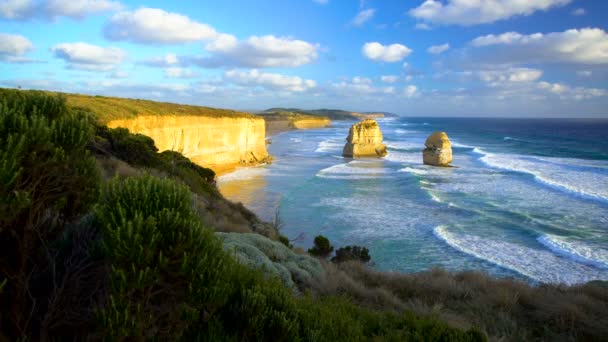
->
[258,110,331,135]
[262,107,397,120]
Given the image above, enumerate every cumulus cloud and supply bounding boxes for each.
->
[362,42,412,62]
[190,35,319,68]
[403,85,418,97]
[164,67,200,79]
[51,42,126,71]
[140,53,180,67]
[427,43,450,54]
[330,76,396,96]
[409,0,571,26]
[380,75,399,83]
[104,7,217,44]
[0,33,34,61]
[468,28,608,65]
[351,8,375,26]
[0,0,122,20]
[224,69,316,92]
[537,81,605,100]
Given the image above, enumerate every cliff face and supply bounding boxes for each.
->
[342,119,387,158]
[107,115,269,170]
[423,132,453,166]
[291,117,331,129]
[263,114,331,136]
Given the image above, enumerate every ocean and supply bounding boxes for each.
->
[217,117,608,285]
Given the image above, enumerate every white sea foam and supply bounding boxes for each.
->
[385,141,421,150]
[316,161,391,179]
[433,226,608,285]
[451,141,475,149]
[395,129,415,134]
[478,151,608,203]
[538,235,608,269]
[384,151,421,164]
[315,139,343,153]
[217,167,269,182]
[398,167,428,175]
[290,138,302,143]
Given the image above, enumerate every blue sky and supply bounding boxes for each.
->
[1,0,607,117]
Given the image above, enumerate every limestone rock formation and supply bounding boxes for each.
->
[423,131,452,166]
[106,115,269,171]
[342,119,387,158]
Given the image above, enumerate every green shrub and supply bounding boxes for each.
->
[332,245,371,263]
[0,89,100,339]
[308,235,334,258]
[96,125,159,167]
[95,175,230,340]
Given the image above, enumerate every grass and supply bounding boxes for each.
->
[0,88,256,123]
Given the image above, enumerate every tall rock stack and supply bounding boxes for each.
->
[342,119,388,158]
[423,132,453,166]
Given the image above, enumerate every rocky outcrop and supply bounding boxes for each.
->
[291,117,331,129]
[342,119,387,158]
[106,115,270,171]
[423,132,453,166]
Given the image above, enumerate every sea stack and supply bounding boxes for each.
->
[423,132,452,167]
[342,119,387,158]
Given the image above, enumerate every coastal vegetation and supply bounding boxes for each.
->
[263,107,389,121]
[0,89,482,340]
[2,88,607,341]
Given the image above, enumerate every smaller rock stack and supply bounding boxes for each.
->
[423,132,452,166]
[342,119,387,158]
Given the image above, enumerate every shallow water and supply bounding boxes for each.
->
[218,117,608,285]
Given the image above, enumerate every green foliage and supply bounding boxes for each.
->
[159,150,217,195]
[0,88,100,339]
[308,235,334,258]
[332,245,371,263]
[96,125,159,167]
[95,175,229,340]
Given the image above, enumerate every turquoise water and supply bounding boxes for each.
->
[218,117,608,285]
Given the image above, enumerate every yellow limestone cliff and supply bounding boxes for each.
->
[342,119,387,158]
[423,132,453,167]
[107,115,269,171]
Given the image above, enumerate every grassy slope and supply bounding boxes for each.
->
[263,107,363,120]
[60,92,256,123]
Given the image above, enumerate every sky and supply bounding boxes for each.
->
[1,0,607,117]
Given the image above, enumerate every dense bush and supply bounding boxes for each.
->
[95,125,159,167]
[0,89,100,339]
[95,175,230,339]
[308,235,334,258]
[332,245,371,263]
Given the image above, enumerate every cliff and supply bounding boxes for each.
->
[423,132,453,166]
[106,115,269,170]
[263,108,390,121]
[261,112,331,135]
[342,119,387,158]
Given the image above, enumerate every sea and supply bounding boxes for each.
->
[217,117,608,285]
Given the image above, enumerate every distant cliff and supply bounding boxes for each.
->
[262,108,397,121]
[260,111,331,135]
[65,94,270,172]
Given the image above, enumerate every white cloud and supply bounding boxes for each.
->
[478,68,543,84]
[104,7,217,44]
[380,75,399,83]
[141,53,179,67]
[362,42,412,62]
[571,8,585,16]
[224,69,316,92]
[537,81,605,100]
[469,28,608,65]
[0,0,122,20]
[164,67,200,79]
[404,85,418,97]
[351,8,375,26]
[427,43,450,54]
[409,0,571,26]
[193,35,319,68]
[415,23,432,30]
[51,42,126,71]
[0,33,33,61]
[577,70,592,77]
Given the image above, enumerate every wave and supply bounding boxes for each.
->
[218,167,268,182]
[477,150,608,203]
[316,161,392,179]
[433,226,608,285]
[395,129,416,134]
[290,138,302,143]
[398,167,428,175]
[385,141,421,150]
[384,151,421,164]
[315,139,343,153]
[451,141,476,149]
[537,235,608,269]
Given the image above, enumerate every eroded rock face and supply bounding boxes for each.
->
[423,131,452,166]
[342,119,387,158]
[106,115,269,171]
